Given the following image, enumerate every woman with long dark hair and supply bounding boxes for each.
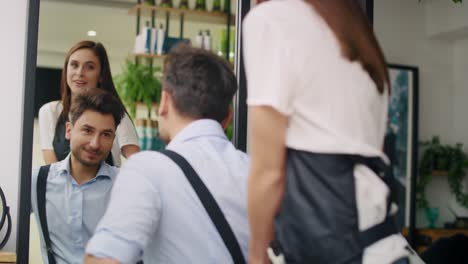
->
[244,0,410,263]
[39,40,139,166]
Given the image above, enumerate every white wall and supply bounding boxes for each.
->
[452,39,468,149]
[0,0,29,252]
[374,0,457,227]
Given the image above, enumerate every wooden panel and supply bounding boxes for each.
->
[404,228,468,253]
[0,252,16,263]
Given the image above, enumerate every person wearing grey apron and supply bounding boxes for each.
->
[39,40,139,166]
[244,0,412,263]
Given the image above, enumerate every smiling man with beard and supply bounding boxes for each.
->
[31,89,124,264]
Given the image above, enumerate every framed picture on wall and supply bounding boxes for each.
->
[384,64,419,231]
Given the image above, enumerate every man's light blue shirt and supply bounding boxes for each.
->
[31,154,118,264]
[86,119,250,263]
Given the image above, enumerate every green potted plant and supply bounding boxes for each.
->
[417,136,468,209]
[114,61,161,118]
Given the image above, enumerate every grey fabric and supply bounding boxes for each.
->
[275,149,396,264]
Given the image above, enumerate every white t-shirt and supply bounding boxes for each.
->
[243,0,408,263]
[38,101,139,167]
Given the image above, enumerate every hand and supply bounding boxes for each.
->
[249,251,269,264]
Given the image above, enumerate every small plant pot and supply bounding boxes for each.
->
[425,207,440,228]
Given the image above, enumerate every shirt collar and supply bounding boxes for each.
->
[167,119,227,147]
[56,153,116,181]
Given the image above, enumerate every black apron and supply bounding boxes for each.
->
[52,113,114,166]
[274,149,398,264]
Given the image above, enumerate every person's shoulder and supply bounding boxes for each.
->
[246,0,308,20]
[39,100,61,111]
[31,162,58,183]
[123,150,175,171]
[103,163,120,177]
[38,100,62,118]
[236,149,250,163]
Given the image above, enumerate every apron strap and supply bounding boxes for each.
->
[349,155,399,248]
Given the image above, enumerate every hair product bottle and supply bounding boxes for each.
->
[195,30,204,49]
[156,24,166,55]
[144,21,152,54]
[136,119,147,150]
[145,119,153,150]
[180,0,189,9]
[160,0,173,8]
[213,0,221,12]
[195,0,206,11]
[203,29,212,51]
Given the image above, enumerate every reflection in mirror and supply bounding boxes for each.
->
[374,0,468,258]
[27,0,238,263]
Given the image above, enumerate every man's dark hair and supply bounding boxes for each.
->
[70,88,124,128]
[163,44,237,123]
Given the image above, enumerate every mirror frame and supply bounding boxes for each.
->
[17,0,40,263]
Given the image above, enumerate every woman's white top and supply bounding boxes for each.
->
[38,101,139,167]
[243,0,409,263]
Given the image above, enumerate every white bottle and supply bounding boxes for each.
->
[203,29,212,51]
[136,119,146,150]
[195,30,204,49]
[144,119,153,151]
[156,24,166,55]
[150,27,157,54]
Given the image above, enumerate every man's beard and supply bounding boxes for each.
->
[72,146,105,167]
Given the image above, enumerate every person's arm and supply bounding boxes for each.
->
[85,152,162,263]
[38,102,59,164]
[121,144,140,158]
[42,150,58,164]
[116,113,140,159]
[248,106,288,264]
[84,255,120,264]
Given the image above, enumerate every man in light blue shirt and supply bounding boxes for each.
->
[85,45,250,264]
[31,89,125,264]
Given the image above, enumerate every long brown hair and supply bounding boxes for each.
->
[60,40,128,118]
[257,0,389,94]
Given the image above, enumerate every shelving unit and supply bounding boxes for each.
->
[129,4,235,24]
[132,53,165,59]
[126,1,235,137]
[130,0,234,61]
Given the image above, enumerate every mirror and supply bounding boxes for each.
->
[19,0,245,263]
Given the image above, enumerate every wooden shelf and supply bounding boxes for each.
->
[431,170,448,176]
[133,53,234,69]
[129,4,235,24]
[135,101,159,108]
[133,53,166,59]
[0,252,16,263]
